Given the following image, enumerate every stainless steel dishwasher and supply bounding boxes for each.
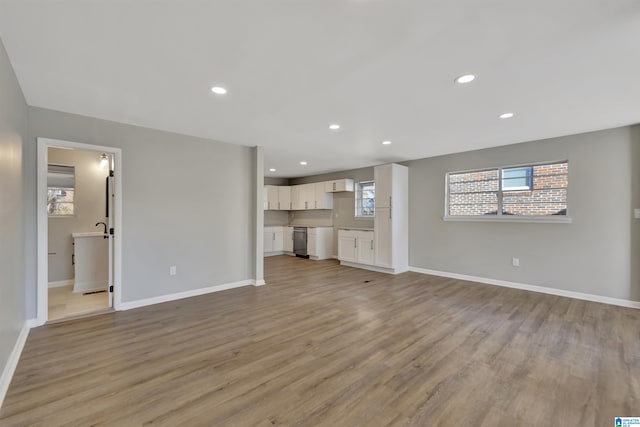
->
[293,227,308,257]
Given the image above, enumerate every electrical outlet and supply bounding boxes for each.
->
[169,266,177,276]
[512,258,520,267]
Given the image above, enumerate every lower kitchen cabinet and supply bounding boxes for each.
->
[264,226,284,256]
[338,229,374,266]
[283,226,294,253]
[307,227,333,260]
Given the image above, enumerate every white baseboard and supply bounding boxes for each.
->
[48,280,73,288]
[264,251,285,257]
[340,260,407,275]
[254,279,266,286]
[408,266,640,309]
[118,279,255,311]
[0,321,32,409]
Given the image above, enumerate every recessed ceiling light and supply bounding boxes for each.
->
[211,86,227,95]
[455,74,476,84]
[329,124,341,130]
[300,161,308,165]
[382,140,392,145]
[269,168,276,172]
[499,112,515,119]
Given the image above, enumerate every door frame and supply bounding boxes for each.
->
[36,137,123,326]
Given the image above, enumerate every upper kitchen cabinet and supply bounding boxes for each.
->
[264,185,291,210]
[264,185,279,210]
[325,179,354,193]
[291,183,315,210]
[278,186,291,210]
[314,182,333,209]
[374,164,408,273]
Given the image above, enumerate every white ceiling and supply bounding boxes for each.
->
[1,0,639,177]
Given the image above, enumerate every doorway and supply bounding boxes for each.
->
[36,138,122,325]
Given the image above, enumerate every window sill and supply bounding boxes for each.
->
[443,215,572,224]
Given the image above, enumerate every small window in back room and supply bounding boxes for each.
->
[48,164,75,216]
[355,181,375,217]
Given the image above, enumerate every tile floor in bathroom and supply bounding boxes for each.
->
[48,284,109,321]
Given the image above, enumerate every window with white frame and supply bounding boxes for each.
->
[47,164,75,216]
[446,161,568,219]
[355,181,375,217]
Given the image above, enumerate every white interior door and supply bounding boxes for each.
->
[106,157,115,308]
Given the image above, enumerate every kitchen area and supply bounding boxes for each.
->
[264,163,408,274]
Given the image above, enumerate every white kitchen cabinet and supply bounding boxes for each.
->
[357,231,375,265]
[265,185,290,210]
[325,179,355,193]
[263,226,285,256]
[273,228,284,252]
[264,185,279,210]
[291,183,316,210]
[284,226,294,253]
[338,229,375,266]
[278,186,291,210]
[338,230,358,263]
[263,230,273,253]
[307,227,333,260]
[308,233,317,257]
[314,182,333,209]
[291,185,303,210]
[374,164,408,273]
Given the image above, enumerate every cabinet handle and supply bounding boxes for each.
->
[268,201,270,210]
[273,233,275,241]
[315,201,317,208]
[354,239,357,248]
[333,182,336,191]
[278,201,280,209]
[290,202,292,209]
[305,201,308,209]
[371,240,373,250]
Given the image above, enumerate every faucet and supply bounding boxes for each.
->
[96,222,108,239]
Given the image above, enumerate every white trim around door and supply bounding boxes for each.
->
[36,137,123,326]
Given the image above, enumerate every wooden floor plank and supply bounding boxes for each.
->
[1,255,638,426]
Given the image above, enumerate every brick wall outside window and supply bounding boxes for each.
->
[447,161,568,217]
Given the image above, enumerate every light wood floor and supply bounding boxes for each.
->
[2,256,638,426]
[48,284,109,321]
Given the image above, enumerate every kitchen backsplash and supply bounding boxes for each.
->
[288,210,333,227]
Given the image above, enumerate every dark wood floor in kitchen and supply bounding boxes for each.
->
[1,255,638,426]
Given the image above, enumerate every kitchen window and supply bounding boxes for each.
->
[355,181,375,217]
[445,160,570,222]
[48,164,75,216]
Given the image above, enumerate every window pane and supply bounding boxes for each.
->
[502,167,532,190]
[48,187,75,216]
[356,181,375,217]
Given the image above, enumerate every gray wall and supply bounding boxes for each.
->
[406,126,640,301]
[48,148,108,282]
[0,38,27,378]
[264,177,289,186]
[26,107,256,311]
[290,167,375,255]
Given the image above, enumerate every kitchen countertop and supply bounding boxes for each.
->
[338,227,374,231]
